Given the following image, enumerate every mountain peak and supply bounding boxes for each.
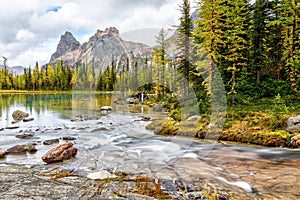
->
[50,31,81,62]
[94,27,119,38]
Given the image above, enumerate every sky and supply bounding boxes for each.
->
[0,0,198,67]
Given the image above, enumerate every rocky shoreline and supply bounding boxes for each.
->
[0,164,256,200]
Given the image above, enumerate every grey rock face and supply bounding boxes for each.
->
[286,115,300,133]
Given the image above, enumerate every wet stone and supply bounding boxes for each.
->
[23,118,34,122]
[15,133,34,139]
[6,144,27,154]
[43,138,59,145]
[42,143,77,163]
[27,144,37,153]
[12,110,29,121]
[5,126,19,130]
[62,136,76,141]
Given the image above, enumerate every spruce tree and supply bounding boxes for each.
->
[223,0,250,104]
[175,0,195,95]
[280,0,300,93]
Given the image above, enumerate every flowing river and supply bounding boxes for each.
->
[0,93,300,199]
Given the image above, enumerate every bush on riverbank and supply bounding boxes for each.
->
[146,97,300,148]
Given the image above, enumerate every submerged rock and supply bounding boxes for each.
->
[291,134,300,148]
[286,116,300,133]
[15,134,34,139]
[43,138,59,145]
[42,143,77,163]
[12,110,29,121]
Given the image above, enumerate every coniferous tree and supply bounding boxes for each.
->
[280,0,300,93]
[194,0,225,100]
[223,0,250,104]
[155,28,169,96]
[175,0,195,95]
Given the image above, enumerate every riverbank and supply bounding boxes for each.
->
[145,96,300,148]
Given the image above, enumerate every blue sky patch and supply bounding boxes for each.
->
[46,6,61,13]
[74,30,90,38]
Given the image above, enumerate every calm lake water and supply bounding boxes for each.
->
[0,93,300,199]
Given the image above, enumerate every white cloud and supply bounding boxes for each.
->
[0,0,195,67]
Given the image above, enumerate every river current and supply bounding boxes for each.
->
[0,93,299,199]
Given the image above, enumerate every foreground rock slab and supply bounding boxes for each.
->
[42,143,77,163]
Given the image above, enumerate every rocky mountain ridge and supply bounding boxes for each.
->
[49,27,153,70]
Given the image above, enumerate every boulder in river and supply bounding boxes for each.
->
[291,134,300,148]
[12,110,29,121]
[43,138,59,145]
[6,144,27,153]
[0,151,5,158]
[42,143,77,163]
[286,115,300,133]
[6,144,36,154]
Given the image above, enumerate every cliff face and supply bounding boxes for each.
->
[49,27,153,69]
